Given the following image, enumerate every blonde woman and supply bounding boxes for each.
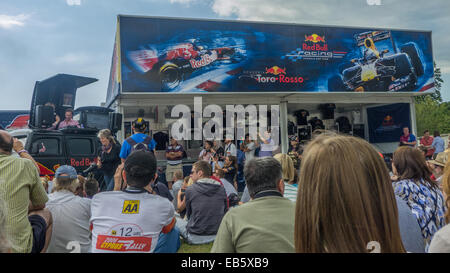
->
[273,153,297,202]
[97,129,121,191]
[295,134,405,253]
[429,160,450,252]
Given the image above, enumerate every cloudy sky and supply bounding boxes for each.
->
[1,0,449,110]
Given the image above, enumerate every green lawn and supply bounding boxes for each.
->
[177,241,213,253]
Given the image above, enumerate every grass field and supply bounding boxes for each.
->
[177,241,213,253]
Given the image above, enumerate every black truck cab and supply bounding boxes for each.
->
[9,74,121,179]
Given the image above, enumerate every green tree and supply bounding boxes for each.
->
[415,62,448,135]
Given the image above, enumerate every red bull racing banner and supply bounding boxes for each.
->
[115,15,434,94]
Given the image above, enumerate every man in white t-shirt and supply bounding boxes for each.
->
[224,138,237,157]
[90,150,178,253]
[242,133,256,164]
[46,165,91,253]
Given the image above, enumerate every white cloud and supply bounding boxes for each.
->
[66,0,81,6]
[0,14,30,29]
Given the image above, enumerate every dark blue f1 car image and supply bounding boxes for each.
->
[328,30,424,92]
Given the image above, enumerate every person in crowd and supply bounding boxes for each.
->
[176,176,191,219]
[214,169,238,198]
[428,152,448,187]
[170,170,184,211]
[120,118,156,163]
[211,139,225,166]
[165,137,184,185]
[236,142,246,192]
[97,129,121,191]
[91,150,179,253]
[274,153,298,203]
[75,175,86,197]
[420,130,435,160]
[224,138,237,157]
[175,160,228,244]
[11,135,39,171]
[418,145,428,159]
[288,136,302,170]
[392,146,446,251]
[258,130,276,157]
[0,129,53,253]
[431,130,445,159]
[44,102,61,130]
[296,134,407,253]
[151,178,174,202]
[400,126,417,147]
[57,108,80,129]
[213,155,238,190]
[41,177,49,194]
[45,165,91,253]
[211,157,295,253]
[198,140,214,162]
[429,160,450,252]
[241,134,256,164]
[0,197,11,253]
[84,176,99,199]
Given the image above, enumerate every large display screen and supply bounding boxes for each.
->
[117,16,434,94]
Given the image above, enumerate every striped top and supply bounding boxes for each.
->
[0,154,48,253]
[283,182,298,203]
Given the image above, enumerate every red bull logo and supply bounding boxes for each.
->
[303,34,328,51]
[305,34,326,43]
[265,66,286,76]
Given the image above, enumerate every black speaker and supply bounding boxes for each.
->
[109,112,123,133]
[35,105,55,128]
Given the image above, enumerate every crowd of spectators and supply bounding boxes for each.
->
[2,120,450,253]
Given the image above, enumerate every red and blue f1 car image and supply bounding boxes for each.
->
[328,30,424,92]
[127,39,246,91]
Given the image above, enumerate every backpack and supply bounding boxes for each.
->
[126,135,153,153]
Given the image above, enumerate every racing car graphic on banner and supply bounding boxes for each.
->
[127,39,246,91]
[328,30,424,92]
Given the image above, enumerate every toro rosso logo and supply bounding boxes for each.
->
[256,66,304,84]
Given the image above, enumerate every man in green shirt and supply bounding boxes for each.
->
[0,130,52,253]
[211,157,295,253]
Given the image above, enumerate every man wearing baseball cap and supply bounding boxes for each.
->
[119,117,156,163]
[46,165,92,253]
[90,150,179,253]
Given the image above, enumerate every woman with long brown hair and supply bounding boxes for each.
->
[295,134,405,252]
[392,146,445,251]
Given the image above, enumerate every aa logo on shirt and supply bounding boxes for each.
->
[122,200,140,214]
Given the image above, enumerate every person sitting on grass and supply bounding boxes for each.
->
[211,157,295,253]
[176,160,228,245]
